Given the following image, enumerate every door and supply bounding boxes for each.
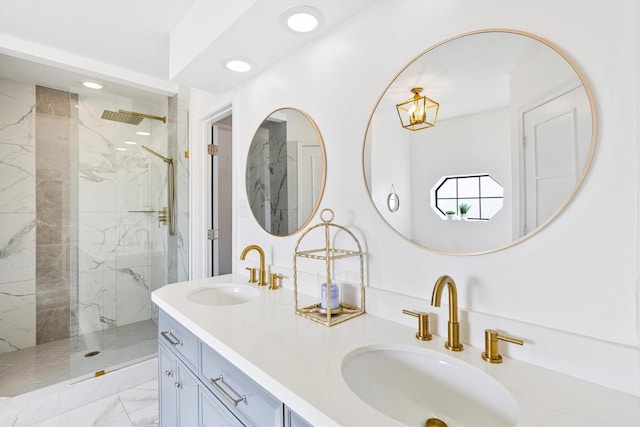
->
[176,362,199,426]
[521,85,591,235]
[159,345,177,426]
[159,344,200,426]
[210,118,233,276]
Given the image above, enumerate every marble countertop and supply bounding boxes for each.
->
[151,274,639,426]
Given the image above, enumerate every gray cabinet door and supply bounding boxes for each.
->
[160,343,201,427]
[159,345,178,426]
[177,361,199,426]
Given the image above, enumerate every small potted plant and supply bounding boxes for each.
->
[445,210,456,220]
[458,203,471,220]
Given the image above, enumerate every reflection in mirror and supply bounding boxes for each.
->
[247,108,326,236]
[387,188,400,212]
[432,174,503,221]
[363,30,596,254]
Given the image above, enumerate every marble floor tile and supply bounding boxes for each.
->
[31,394,136,427]
[119,380,159,426]
[29,380,159,427]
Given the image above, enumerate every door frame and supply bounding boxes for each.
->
[189,100,235,280]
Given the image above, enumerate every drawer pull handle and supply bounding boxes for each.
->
[164,370,173,377]
[174,381,182,389]
[161,330,183,347]
[210,375,247,406]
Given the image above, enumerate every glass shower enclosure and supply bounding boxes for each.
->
[0,74,188,397]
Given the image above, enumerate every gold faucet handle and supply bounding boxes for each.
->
[245,267,258,284]
[481,329,524,364]
[269,273,283,290]
[402,309,432,341]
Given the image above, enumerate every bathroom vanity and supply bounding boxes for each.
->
[158,310,308,426]
[152,274,639,426]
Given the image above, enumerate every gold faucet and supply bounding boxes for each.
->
[240,245,267,286]
[482,329,524,364]
[269,273,283,290]
[431,275,463,351]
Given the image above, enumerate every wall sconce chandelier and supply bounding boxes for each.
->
[396,87,439,131]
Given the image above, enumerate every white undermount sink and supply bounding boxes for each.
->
[341,344,518,427]
[187,283,260,306]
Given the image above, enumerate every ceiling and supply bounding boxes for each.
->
[384,32,546,121]
[0,0,376,98]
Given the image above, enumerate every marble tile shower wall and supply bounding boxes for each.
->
[0,79,36,354]
[77,93,168,335]
[0,76,181,356]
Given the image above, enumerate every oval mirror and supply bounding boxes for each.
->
[246,108,327,236]
[363,30,596,254]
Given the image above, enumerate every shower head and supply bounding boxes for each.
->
[101,109,167,125]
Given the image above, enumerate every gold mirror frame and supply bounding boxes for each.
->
[246,107,327,236]
[362,29,597,255]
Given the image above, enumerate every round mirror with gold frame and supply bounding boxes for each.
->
[363,29,596,254]
[246,108,327,236]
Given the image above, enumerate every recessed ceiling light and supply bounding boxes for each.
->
[280,6,324,33]
[82,81,103,89]
[225,58,253,73]
[115,147,127,151]
[136,131,151,136]
[124,140,137,145]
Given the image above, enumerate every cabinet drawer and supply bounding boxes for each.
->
[200,388,245,427]
[201,343,283,427]
[158,310,199,371]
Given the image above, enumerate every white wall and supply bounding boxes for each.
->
[193,0,639,395]
[368,105,414,238]
[410,108,511,253]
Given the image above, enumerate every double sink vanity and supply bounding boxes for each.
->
[152,274,638,426]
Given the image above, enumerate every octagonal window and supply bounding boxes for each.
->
[432,174,503,220]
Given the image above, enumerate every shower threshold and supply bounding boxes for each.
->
[0,319,157,397]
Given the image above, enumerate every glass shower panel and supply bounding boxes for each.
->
[73,94,167,376]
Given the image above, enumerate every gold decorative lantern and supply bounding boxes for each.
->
[293,208,365,326]
[396,87,439,131]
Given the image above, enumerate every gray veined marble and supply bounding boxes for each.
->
[0,105,35,135]
[0,280,36,353]
[0,80,36,148]
[116,266,151,326]
[0,217,36,285]
[0,144,35,213]
[0,219,36,260]
[118,267,149,291]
